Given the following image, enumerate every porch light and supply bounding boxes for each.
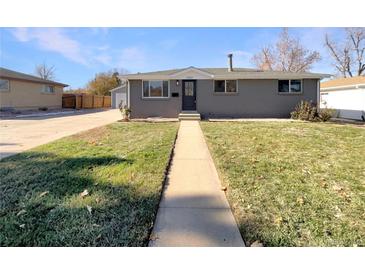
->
[176,80,180,86]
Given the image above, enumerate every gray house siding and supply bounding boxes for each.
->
[197,79,318,118]
[129,80,182,118]
[129,78,318,118]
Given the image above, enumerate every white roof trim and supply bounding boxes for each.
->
[169,67,214,79]
[109,85,125,93]
[119,73,174,80]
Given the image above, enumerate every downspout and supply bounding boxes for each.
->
[127,79,130,109]
[317,79,320,111]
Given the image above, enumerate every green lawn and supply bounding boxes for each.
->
[201,121,365,247]
[0,122,178,246]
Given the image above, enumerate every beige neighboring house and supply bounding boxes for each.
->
[0,67,68,111]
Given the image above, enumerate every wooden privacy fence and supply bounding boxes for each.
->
[62,94,111,109]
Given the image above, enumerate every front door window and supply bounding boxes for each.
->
[182,80,196,111]
[184,81,194,96]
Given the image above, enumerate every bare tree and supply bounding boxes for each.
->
[325,28,365,77]
[35,63,56,80]
[114,68,130,76]
[252,28,321,72]
[111,68,130,86]
[252,46,274,71]
[350,28,365,76]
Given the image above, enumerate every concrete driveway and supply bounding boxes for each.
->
[0,109,120,159]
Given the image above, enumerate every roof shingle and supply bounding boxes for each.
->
[121,67,330,80]
[0,67,68,87]
[321,76,365,89]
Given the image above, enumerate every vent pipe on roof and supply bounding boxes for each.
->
[227,53,233,72]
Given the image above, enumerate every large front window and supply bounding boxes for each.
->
[142,80,169,98]
[214,80,237,93]
[278,80,302,93]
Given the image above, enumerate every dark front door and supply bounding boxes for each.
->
[182,80,196,111]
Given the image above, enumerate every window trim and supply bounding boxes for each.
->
[278,79,303,94]
[0,79,10,92]
[213,80,238,93]
[42,85,55,94]
[142,80,170,99]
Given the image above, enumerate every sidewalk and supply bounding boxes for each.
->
[149,121,244,247]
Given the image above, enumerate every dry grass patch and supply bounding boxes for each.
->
[201,121,365,246]
[0,122,178,246]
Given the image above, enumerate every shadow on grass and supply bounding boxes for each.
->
[0,152,161,247]
[0,143,18,146]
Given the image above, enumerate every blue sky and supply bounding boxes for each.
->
[1,28,345,89]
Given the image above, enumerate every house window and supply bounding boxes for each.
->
[214,80,225,93]
[214,80,238,93]
[142,80,169,98]
[0,79,10,91]
[44,85,55,93]
[278,80,302,93]
[226,80,237,93]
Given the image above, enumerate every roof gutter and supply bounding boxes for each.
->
[0,76,68,87]
[119,75,331,80]
[321,83,365,91]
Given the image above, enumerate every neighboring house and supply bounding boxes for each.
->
[320,76,365,121]
[119,55,330,119]
[0,67,68,111]
[110,80,128,109]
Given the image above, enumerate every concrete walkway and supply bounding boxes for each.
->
[149,121,244,247]
[0,109,120,159]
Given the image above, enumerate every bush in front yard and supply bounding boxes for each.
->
[290,100,318,121]
[291,100,334,122]
[118,101,131,121]
[318,108,335,122]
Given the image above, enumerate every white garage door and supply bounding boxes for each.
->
[115,92,127,108]
[321,88,365,120]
